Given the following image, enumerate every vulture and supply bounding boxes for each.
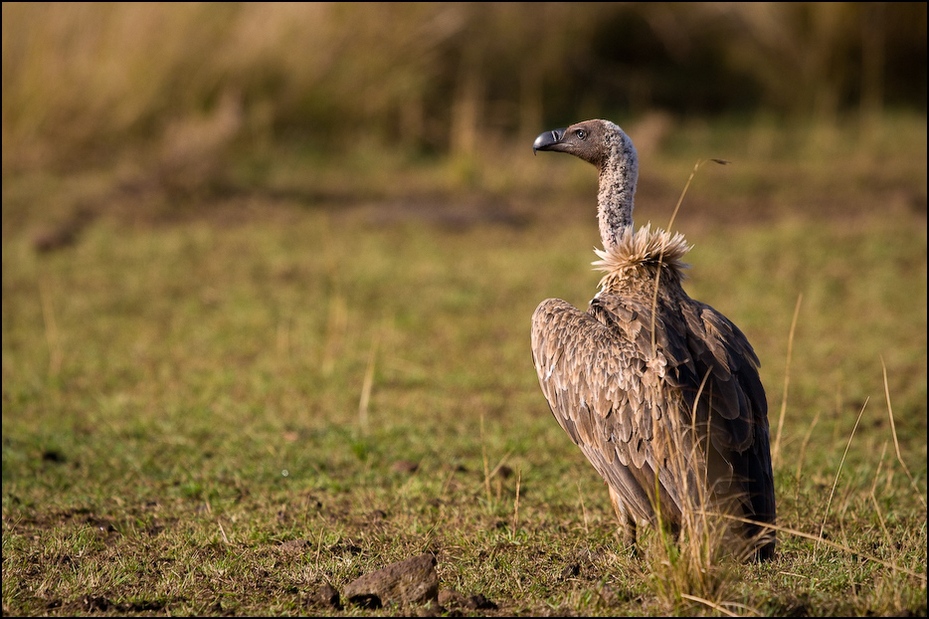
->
[530,119,776,561]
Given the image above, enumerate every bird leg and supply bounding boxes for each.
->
[609,486,639,557]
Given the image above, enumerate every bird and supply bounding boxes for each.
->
[530,119,776,562]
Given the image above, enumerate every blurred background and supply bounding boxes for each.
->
[2,2,926,185]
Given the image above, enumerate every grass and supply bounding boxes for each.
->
[2,115,927,616]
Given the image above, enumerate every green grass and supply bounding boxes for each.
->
[2,118,927,616]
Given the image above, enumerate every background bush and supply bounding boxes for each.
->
[3,2,926,172]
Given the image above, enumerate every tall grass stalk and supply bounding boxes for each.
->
[512,469,522,536]
[868,442,893,545]
[881,357,927,509]
[816,398,868,551]
[357,332,380,434]
[680,592,759,617]
[577,482,591,537]
[772,293,802,467]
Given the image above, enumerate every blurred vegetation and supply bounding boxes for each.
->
[2,2,926,175]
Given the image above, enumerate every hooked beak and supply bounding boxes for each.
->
[532,128,566,154]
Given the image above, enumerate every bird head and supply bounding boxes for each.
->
[532,119,625,169]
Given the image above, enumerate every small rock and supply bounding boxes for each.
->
[343,552,439,609]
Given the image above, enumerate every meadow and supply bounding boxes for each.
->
[2,114,927,616]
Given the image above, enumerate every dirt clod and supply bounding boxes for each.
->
[343,552,439,609]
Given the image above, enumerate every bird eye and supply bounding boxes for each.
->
[576,129,587,140]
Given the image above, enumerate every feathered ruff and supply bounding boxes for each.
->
[592,224,692,288]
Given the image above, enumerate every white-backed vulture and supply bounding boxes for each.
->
[530,119,776,561]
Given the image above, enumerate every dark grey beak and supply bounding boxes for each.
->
[533,128,566,153]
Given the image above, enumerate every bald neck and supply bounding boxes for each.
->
[596,126,638,250]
